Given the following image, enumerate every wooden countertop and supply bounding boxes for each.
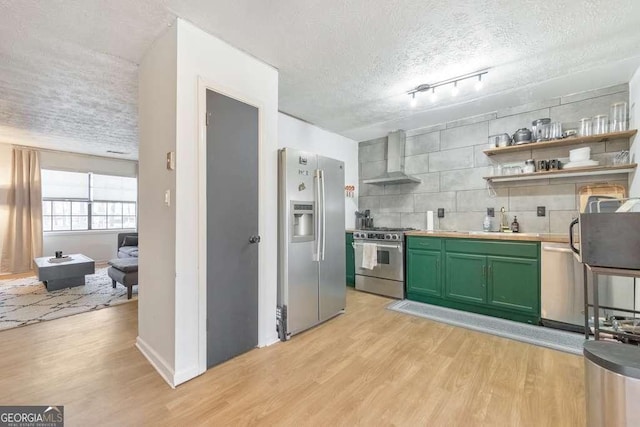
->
[405,230,570,243]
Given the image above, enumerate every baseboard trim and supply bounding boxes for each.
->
[174,366,203,387]
[259,336,280,348]
[135,336,175,389]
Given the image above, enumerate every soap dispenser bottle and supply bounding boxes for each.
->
[511,216,520,233]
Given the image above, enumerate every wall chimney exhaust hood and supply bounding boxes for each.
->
[362,130,422,185]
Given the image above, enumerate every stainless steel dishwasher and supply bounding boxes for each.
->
[541,242,586,332]
[541,242,637,333]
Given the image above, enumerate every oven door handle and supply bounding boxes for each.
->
[352,242,402,251]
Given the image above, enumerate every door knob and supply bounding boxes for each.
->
[249,235,261,244]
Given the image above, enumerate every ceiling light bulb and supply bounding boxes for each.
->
[410,93,417,108]
[451,81,459,97]
[475,75,483,91]
[431,88,437,102]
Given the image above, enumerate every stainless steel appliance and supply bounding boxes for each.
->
[277,148,346,341]
[352,228,413,299]
[361,130,421,185]
[512,128,532,144]
[532,118,551,141]
[541,242,637,332]
[541,242,589,332]
[570,199,640,270]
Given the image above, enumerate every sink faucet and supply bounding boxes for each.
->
[500,207,510,232]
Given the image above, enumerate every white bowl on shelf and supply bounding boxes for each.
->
[569,147,591,162]
[563,159,600,169]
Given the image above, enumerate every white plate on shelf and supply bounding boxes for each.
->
[562,160,600,169]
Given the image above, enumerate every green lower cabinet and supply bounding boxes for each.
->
[445,253,486,304]
[346,232,355,287]
[487,256,539,314]
[406,249,442,297]
[406,236,541,325]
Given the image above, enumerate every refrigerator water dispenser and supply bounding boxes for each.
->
[291,201,315,242]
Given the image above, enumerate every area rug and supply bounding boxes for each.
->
[0,267,137,332]
[387,300,585,355]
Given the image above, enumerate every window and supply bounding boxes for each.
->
[41,170,137,232]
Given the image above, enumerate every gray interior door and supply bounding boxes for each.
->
[317,156,346,321]
[206,89,259,368]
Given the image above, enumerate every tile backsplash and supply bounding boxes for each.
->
[358,84,631,233]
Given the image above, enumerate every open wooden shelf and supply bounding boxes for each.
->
[484,164,637,183]
[483,129,637,156]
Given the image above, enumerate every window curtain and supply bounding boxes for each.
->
[1,149,43,273]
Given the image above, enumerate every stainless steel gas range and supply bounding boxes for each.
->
[352,228,413,299]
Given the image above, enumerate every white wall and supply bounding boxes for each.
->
[43,231,131,263]
[278,113,358,229]
[173,18,279,385]
[137,24,178,386]
[629,66,640,197]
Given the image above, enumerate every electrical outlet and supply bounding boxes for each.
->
[487,208,494,217]
[437,208,445,218]
[537,206,546,217]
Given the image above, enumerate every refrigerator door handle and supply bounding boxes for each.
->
[314,169,321,261]
[320,169,326,261]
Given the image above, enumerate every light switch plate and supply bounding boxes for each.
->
[437,208,445,218]
[166,151,175,170]
[487,208,495,217]
[537,206,546,217]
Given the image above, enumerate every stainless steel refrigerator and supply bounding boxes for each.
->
[277,148,346,340]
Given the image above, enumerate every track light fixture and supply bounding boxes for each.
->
[475,74,483,91]
[407,69,488,105]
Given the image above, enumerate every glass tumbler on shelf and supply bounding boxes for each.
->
[549,122,562,139]
[592,114,608,135]
[524,159,535,174]
[579,118,592,137]
[613,150,630,165]
[610,102,628,132]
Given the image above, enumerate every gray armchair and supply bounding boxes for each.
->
[117,232,138,258]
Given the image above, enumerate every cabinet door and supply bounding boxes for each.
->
[487,256,539,314]
[407,249,442,297]
[445,253,486,304]
[346,233,355,287]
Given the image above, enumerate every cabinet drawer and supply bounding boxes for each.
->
[407,237,443,251]
[445,239,538,258]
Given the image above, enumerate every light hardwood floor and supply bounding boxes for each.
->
[0,289,585,426]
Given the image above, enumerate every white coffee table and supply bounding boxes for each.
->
[33,254,95,291]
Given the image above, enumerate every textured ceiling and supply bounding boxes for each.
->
[174,0,640,140]
[1,0,640,157]
[0,0,173,159]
